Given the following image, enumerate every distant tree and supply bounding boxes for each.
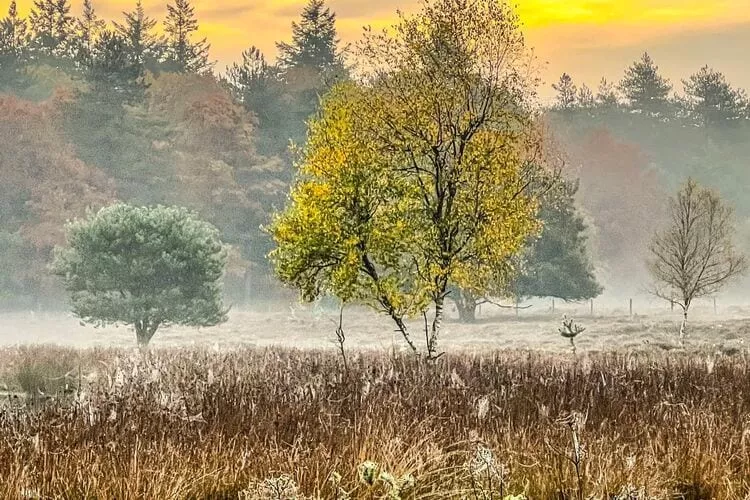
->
[0,1,29,88]
[73,0,105,69]
[577,84,595,108]
[146,72,287,269]
[552,73,577,109]
[595,77,619,107]
[619,52,672,115]
[648,179,746,342]
[114,1,162,75]
[226,46,284,131]
[52,204,228,346]
[515,180,602,302]
[681,66,748,126]
[0,93,114,251]
[276,0,345,77]
[162,0,211,73]
[87,29,145,102]
[28,0,74,59]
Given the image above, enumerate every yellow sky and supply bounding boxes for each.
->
[5,0,750,100]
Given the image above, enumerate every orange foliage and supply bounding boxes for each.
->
[568,128,666,290]
[0,94,115,250]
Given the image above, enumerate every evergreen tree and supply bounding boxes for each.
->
[595,77,619,107]
[577,83,595,108]
[276,0,345,77]
[515,181,602,302]
[163,0,211,73]
[114,1,162,75]
[88,29,145,102]
[73,0,105,70]
[619,52,672,115]
[552,73,577,109]
[681,66,748,126]
[0,0,29,87]
[226,46,289,155]
[28,0,74,59]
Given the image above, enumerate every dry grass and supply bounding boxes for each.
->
[0,346,749,499]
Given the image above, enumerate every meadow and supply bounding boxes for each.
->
[1,305,749,499]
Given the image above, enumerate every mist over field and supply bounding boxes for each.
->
[3,0,750,497]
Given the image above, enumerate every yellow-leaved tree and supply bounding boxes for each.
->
[271,0,554,359]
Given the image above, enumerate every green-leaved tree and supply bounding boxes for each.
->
[515,180,602,302]
[271,0,551,359]
[52,204,228,346]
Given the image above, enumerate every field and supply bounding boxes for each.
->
[1,303,749,499]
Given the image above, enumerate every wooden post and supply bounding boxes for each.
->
[515,296,519,318]
[629,298,633,318]
[590,299,594,316]
[714,297,717,315]
[552,298,555,313]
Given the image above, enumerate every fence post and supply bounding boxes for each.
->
[629,298,633,318]
[590,299,594,316]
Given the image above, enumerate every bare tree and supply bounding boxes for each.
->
[648,178,746,342]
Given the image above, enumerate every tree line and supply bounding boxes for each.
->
[0,0,604,314]
[0,0,348,306]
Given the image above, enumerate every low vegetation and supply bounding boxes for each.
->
[1,346,748,498]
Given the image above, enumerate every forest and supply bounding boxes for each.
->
[0,0,749,311]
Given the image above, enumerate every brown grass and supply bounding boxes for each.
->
[0,346,749,499]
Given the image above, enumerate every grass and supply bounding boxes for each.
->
[0,345,748,498]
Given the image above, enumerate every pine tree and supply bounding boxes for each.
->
[552,73,577,109]
[515,180,602,302]
[0,1,28,64]
[0,1,28,88]
[276,0,345,77]
[577,83,595,108]
[227,47,279,122]
[681,66,748,126]
[28,0,74,59]
[88,29,145,103]
[595,77,619,107]
[74,0,105,69]
[163,0,211,73]
[619,52,672,115]
[114,1,162,74]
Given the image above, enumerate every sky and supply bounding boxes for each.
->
[5,0,750,101]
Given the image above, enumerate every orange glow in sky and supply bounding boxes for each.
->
[4,0,750,100]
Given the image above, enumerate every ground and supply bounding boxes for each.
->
[1,296,746,353]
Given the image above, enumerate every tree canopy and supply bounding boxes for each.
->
[271,0,551,358]
[52,204,228,346]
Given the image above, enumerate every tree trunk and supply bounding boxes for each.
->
[427,295,445,360]
[135,319,160,348]
[453,289,477,323]
[679,308,688,346]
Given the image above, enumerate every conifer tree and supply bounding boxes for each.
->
[552,73,577,109]
[577,83,595,108]
[0,1,30,91]
[28,0,74,59]
[114,1,162,74]
[681,66,748,126]
[595,77,619,107]
[0,1,28,68]
[163,0,211,73]
[515,181,602,302]
[276,0,345,77]
[619,52,672,115]
[74,0,105,69]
